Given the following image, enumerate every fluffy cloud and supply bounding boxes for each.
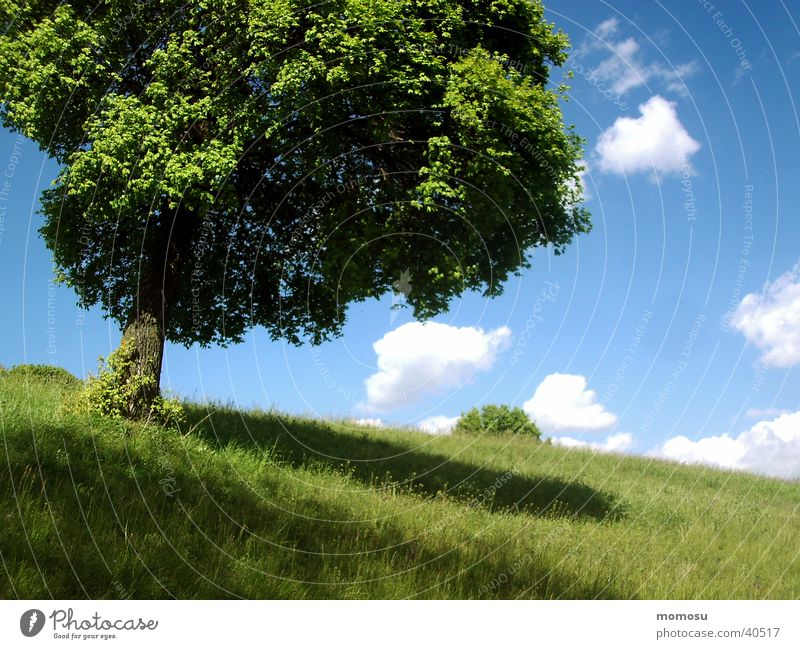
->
[730,265,800,367]
[595,95,701,176]
[651,411,800,480]
[523,373,618,433]
[363,322,511,412]
[584,18,698,96]
[418,415,460,435]
[551,432,634,453]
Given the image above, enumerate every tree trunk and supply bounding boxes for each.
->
[115,203,191,418]
[120,306,165,418]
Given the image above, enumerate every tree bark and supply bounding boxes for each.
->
[115,203,192,418]
[120,305,165,418]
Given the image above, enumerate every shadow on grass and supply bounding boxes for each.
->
[1,417,627,599]
[184,405,626,523]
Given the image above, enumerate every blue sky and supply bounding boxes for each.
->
[2,1,800,478]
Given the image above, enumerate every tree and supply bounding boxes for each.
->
[454,404,541,438]
[0,0,589,417]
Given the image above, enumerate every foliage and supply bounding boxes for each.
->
[454,404,541,438]
[0,0,590,351]
[67,341,185,429]
[1,372,798,599]
[5,363,81,388]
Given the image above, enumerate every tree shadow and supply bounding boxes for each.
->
[183,405,626,522]
[3,418,629,599]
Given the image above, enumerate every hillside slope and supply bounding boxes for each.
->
[1,371,798,598]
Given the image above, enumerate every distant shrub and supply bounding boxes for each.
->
[454,404,541,439]
[6,364,81,388]
[66,340,185,430]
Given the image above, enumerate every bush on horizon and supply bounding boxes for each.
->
[3,363,81,388]
[454,404,541,439]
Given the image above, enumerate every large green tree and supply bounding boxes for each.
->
[0,0,589,416]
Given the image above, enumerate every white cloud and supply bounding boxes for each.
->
[353,417,384,427]
[590,44,697,96]
[595,95,701,176]
[603,432,635,452]
[745,407,791,419]
[566,159,591,202]
[523,373,618,433]
[551,432,634,453]
[651,411,800,480]
[591,37,644,95]
[363,322,511,412]
[593,17,620,40]
[418,415,460,435]
[731,265,800,367]
[663,62,699,94]
[582,18,698,96]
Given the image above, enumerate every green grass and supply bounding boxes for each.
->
[1,370,798,599]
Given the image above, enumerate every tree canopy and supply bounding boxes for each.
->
[0,0,589,410]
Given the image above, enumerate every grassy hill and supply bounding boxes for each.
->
[1,368,798,599]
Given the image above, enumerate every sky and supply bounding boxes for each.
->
[2,1,800,479]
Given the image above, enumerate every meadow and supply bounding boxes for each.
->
[1,367,798,599]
